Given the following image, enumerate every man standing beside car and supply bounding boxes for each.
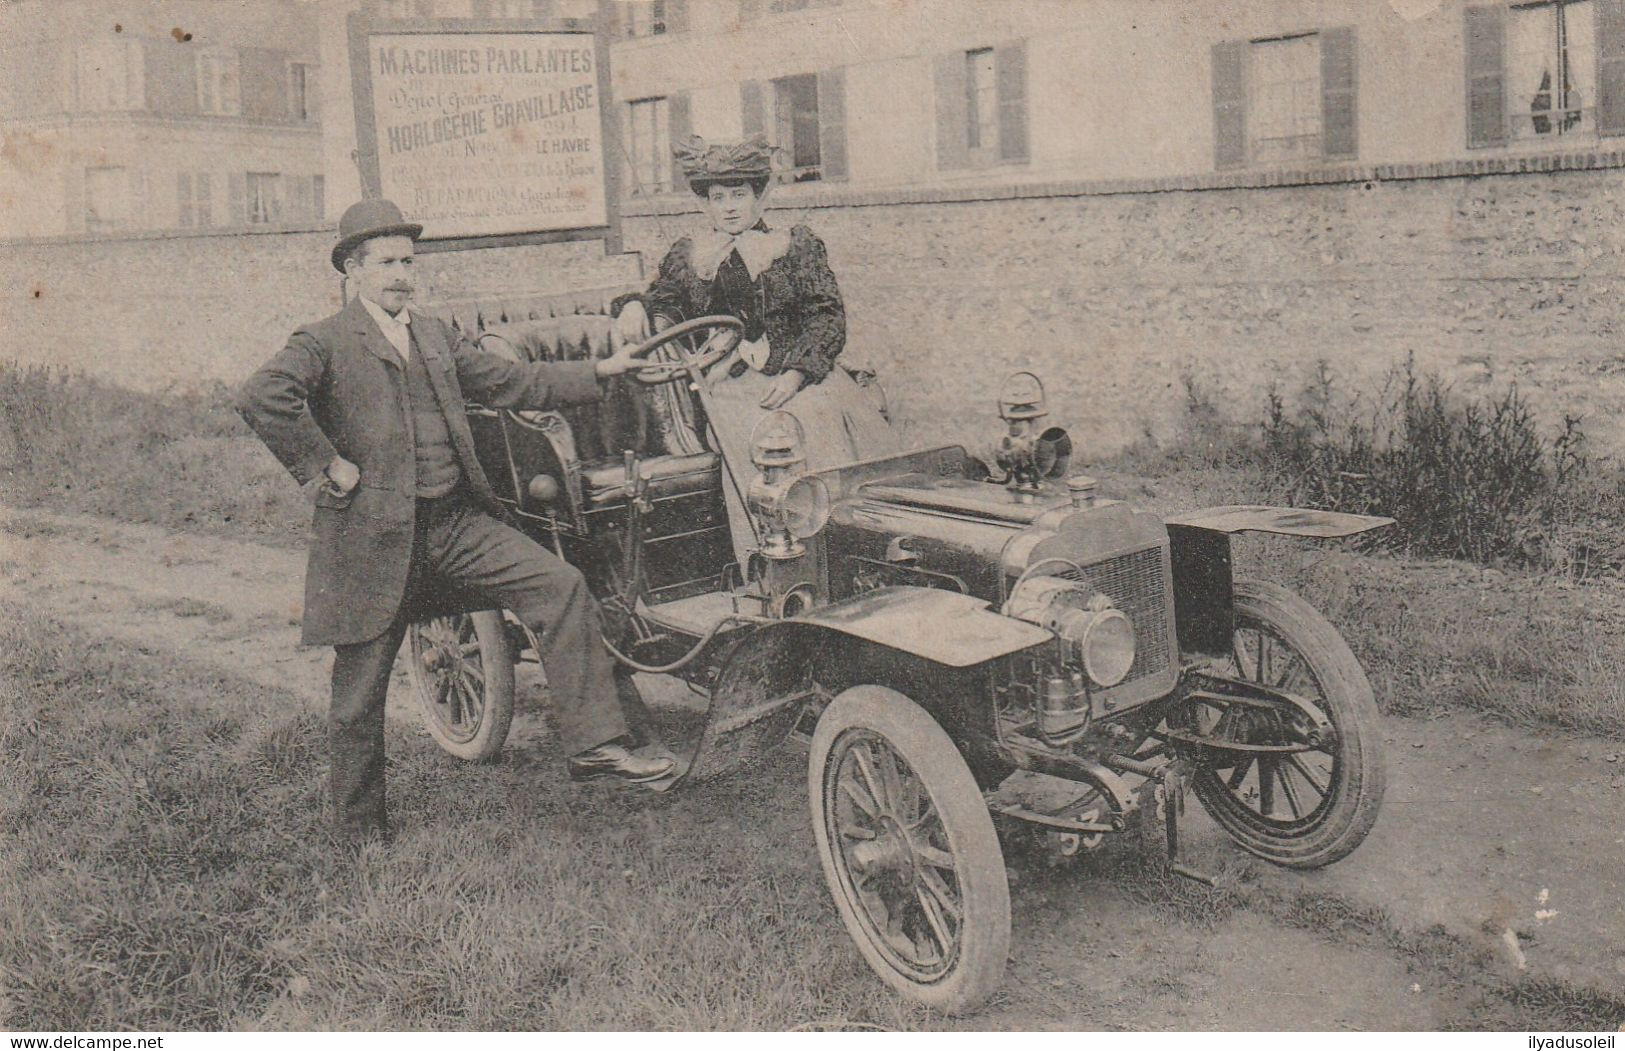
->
[237,198,674,848]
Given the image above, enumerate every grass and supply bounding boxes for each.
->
[0,605,952,1031]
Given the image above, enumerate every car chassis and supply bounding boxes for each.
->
[406,315,1392,1013]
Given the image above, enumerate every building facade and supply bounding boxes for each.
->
[0,0,325,239]
[603,0,1625,201]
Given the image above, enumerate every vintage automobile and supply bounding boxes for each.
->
[405,310,1391,1014]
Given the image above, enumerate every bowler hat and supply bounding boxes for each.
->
[331,198,423,272]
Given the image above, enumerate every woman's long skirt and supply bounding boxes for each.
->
[700,359,899,568]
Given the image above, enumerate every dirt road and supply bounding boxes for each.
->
[4,503,1622,1028]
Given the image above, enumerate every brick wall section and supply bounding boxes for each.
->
[0,226,641,389]
[625,159,1625,457]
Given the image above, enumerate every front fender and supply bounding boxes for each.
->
[792,585,1050,668]
[1164,505,1394,538]
[1165,506,1393,658]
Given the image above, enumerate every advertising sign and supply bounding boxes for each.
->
[349,15,618,249]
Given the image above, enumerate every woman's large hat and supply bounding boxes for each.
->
[673,134,776,190]
[331,198,423,272]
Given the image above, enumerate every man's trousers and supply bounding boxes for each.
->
[328,493,631,839]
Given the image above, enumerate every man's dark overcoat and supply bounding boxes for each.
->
[238,296,601,646]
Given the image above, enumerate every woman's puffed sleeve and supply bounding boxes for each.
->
[610,237,696,324]
[776,226,845,383]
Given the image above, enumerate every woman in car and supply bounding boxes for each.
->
[612,134,896,567]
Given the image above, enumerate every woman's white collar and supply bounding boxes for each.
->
[693,226,792,282]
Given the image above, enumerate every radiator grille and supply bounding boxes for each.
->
[1057,546,1171,682]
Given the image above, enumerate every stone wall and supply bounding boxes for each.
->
[624,160,1625,457]
[0,224,642,390]
[5,158,1624,458]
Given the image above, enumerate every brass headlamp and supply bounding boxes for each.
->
[746,411,831,560]
[992,371,1073,495]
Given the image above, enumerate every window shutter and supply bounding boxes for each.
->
[126,41,147,109]
[65,168,83,232]
[1320,26,1358,158]
[1212,40,1248,169]
[59,45,77,111]
[668,91,692,191]
[995,39,1029,164]
[1464,4,1507,147]
[1598,0,1625,136]
[127,168,149,229]
[177,172,194,227]
[741,79,765,137]
[934,50,970,170]
[666,0,689,33]
[817,66,848,180]
[197,172,213,226]
[228,172,246,224]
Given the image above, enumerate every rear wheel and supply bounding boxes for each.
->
[1183,580,1385,868]
[407,610,516,762]
[808,686,1010,1014]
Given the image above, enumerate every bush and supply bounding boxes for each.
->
[1260,357,1616,573]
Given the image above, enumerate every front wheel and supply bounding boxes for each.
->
[808,686,1010,1014]
[406,610,516,762]
[1182,580,1385,869]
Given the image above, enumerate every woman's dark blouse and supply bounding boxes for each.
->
[612,224,846,383]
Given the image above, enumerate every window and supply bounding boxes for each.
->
[740,0,838,17]
[288,63,317,123]
[1508,1,1597,139]
[742,70,846,182]
[1211,27,1356,168]
[247,172,283,224]
[473,0,546,15]
[85,167,129,232]
[378,0,436,16]
[619,0,685,37]
[313,175,325,221]
[965,48,998,155]
[198,51,242,116]
[625,97,670,194]
[177,172,213,229]
[1250,34,1323,163]
[935,41,1029,171]
[76,40,144,111]
[772,73,821,181]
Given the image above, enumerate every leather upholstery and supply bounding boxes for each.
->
[474,314,717,503]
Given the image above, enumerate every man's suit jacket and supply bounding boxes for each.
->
[238,296,604,647]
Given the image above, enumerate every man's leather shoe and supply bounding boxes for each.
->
[568,743,676,785]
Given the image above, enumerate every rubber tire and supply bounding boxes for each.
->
[1189,580,1386,869]
[808,686,1010,1015]
[407,610,516,762]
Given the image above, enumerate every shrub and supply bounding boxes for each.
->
[1260,357,1615,573]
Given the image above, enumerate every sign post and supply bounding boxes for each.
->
[347,8,621,254]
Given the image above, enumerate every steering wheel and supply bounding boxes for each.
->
[625,315,745,387]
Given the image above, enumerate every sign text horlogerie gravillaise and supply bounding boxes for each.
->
[347,13,618,250]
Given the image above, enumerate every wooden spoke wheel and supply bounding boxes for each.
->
[1183,581,1385,869]
[809,686,1010,1014]
[406,610,516,762]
